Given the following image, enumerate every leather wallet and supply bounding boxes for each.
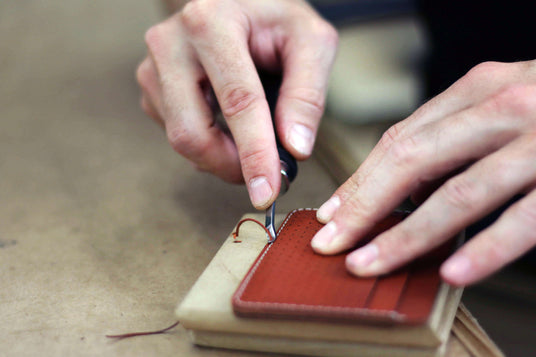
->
[232,209,452,325]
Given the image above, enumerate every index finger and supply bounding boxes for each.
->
[183,10,280,209]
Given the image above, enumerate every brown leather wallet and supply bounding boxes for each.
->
[232,209,451,325]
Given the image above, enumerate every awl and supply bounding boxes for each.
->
[260,70,298,243]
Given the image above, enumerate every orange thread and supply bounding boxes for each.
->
[232,218,272,243]
[106,320,180,340]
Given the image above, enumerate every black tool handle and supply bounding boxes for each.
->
[259,69,298,184]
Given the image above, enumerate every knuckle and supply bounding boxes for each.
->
[144,23,166,52]
[347,172,366,191]
[281,87,325,118]
[219,85,262,119]
[180,0,215,36]
[395,227,415,249]
[487,84,536,118]
[313,20,339,49]
[166,126,190,154]
[379,123,403,153]
[342,194,376,223]
[441,175,479,211]
[464,61,505,82]
[136,59,153,90]
[387,135,419,168]
[332,171,366,203]
[478,239,509,267]
[455,61,508,92]
[166,126,207,160]
[512,199,536,230]
[239,147,271,176]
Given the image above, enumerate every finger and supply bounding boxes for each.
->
[182,4,280,208]
[141,95,164,128]
[317,61,536,223]
[312,88,532,255]
[274,19,338,160]
[344,132,536,277]
[161,69,243,183]
[137,58,164,126]
[441,187,536,286]
[146,15,243,183]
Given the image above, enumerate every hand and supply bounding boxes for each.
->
[311,60,536,287]
[136,0,338,209]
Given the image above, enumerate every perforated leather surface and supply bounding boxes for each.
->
[232,209,448,325]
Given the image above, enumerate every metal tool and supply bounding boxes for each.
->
[260,70,298,243]
[265,146,297,242]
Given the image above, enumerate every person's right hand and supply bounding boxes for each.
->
[136,0,338,209]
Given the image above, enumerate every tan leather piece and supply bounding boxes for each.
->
[232,209,451,325]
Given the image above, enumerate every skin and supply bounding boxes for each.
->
[311,60,536,287]
[138,0,536,287]
[136,0,338,209]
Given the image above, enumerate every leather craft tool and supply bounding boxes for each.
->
[264,145,297,242]
[260,71,298,242]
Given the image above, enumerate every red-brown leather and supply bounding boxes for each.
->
[232,209,453,325]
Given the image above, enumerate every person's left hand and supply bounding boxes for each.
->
[311,60,536,287]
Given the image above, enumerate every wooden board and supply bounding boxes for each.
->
[176,214,468,357]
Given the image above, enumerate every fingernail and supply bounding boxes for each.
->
[347,244,379,271]
[311,221,337,251]
[317,196,341,223]
[248,176,273,208]
[288,124,314,156]
[441,255,471,282]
